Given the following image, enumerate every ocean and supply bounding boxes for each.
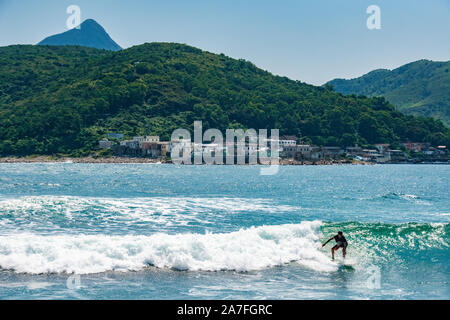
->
[0,163,448,299]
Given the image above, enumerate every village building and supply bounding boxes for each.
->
[279,135,297,147]
[120,140,139,149]
[133,136,146,143]
[310,146,324,161]
[374,153,391,163]
[362,149,379,158]
[277,136,297,158]
[437,146,448,154]
[99,139,114,149]
[346,146,363,157]
[97,131,446,163]
[140,141,169,158]
[323,146,344,159]
[402,142,430,152]
[422,147,436,156]
[388,149,408,162]
[293,144,311,160]
[144,136,160,143]
[283,146,298,158]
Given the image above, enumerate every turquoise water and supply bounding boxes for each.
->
[0,164,448,299]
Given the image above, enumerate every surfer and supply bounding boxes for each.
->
[322,231,348,260]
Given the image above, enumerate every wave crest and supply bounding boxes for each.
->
[0,221,336,274]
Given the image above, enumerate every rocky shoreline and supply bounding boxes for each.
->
[0,156,374,165]
[0,156,164,164]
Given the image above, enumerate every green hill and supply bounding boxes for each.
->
[327,60,450,126]
[0,44,449,156]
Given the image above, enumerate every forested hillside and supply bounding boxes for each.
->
[0,44,449,156]
[327,60,450,126]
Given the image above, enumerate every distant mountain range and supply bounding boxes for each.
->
[38,19,121,51]
[327,60,450,126]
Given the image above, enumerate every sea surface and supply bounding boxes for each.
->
[0,163,448,300]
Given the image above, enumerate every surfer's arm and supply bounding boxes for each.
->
[322,237,334,247]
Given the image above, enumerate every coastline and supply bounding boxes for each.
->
[0,156,165,164]
[0,156,375,165]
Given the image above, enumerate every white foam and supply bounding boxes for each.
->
[0,196,300,229]
[399,194,431,205]
[0,196,297,214]
[0,221,337,274]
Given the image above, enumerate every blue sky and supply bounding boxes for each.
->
[0,0,449,85]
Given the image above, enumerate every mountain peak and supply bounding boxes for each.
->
[79,19,104,30]
[38,19,122,51]
[80,19,99,26]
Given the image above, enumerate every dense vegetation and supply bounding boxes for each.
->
[327,60,450,126]
[0,44,449,156]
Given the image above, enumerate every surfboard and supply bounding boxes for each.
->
[338,264,355,271]
[333,259,355,271]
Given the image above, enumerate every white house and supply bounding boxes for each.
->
[279,135,297,147]
[144,136,160,143]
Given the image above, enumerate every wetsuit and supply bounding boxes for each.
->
[334,235,347,248]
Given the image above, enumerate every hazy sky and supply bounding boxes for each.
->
[0,0,449,85]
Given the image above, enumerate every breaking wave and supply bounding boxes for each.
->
[0,221,334,274]
[0,220,447,275]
